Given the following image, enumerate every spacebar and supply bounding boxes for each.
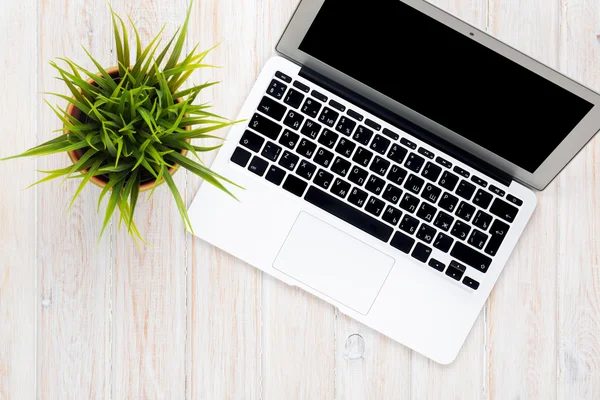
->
[304,186,393,242]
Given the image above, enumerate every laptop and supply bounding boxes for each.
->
[188,0,600,364]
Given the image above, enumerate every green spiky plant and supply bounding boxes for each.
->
[2,1,241,244]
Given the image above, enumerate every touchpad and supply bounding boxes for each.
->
[273,212,395,315]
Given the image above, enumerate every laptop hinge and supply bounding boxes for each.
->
[299,67,513,187]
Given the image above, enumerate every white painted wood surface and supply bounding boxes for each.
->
[0,0,599,398]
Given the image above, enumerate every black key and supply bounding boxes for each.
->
[297,139,317,159]
[445,261,466,281]
[451,242,492,273]
[412,243,432,262]
[296,160,317,180]
[365,119,381,131]
[473,210,493,231]
[382,205,403,226]
[278,151,299,171]
[404,153,425,173]
[329,99,345,112]
[314,169,334,190]
[314,147,334,168]
[282,175,308,196]
[250,113,282,140]
[283,110,304,131]
[507,194,523,207]
[451,220,471,241]
[331,157,351,177]
[439,171,459,191]
[319,107,339,127]
[471,175,488,188]
[399,193,420,214]
[382,184,403,205]
[305,187,393,242]
[336,116,357,136]
[293,80,309,93]
[231,147,251,167]
[348,187,369,208]
[489,185,506,197]
[365,196,386,217]
[353,126,374,146]
[279,129,299,149]
[433,232,454,253]
[399,215,420,235]
[416,202,437,223]
[275,71,292,83]
[387,165,408,186]
[456,201,476,222]
[381,128,399,140]
[240,130,265,152]
[400,137,417,150]
[300,119,321,140]
[433,211,454,232]
[418,147,434,159]
[267,79,286,99]
[370,134,391,155]
[265,165,286,185]
[370,156,390,176]
[248,156,268,176]
[490,198,519,223]
[348,165,368,186]
[335,138,356,158]
[318,128,339,149]
[347,109,364,121]
[301,98,322,118]
[422,162,442,182]
[331,178,351,199]
[352,147,374,167]
[456,180,476,200]
[416,225,437,244]
[404,174,425,194]
[485,219,510,256]
[468,229,489,250]
[261,141,282,161]
[435,156,452,169]
[311,90,327,102]
[439,192,459,213]
[387,144,408,164]
[390,231,415,254]
[453,166,470,178]
[421,183,442,204]
[429,259,446,272]
[283,88,305,109]
[463,276,480,290]
[257,96,286,120]
[473,189,493,209]
[365,175,386,195]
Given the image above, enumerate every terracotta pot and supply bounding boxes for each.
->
[65,66,190,191]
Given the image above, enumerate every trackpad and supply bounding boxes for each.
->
[273,212,395,315]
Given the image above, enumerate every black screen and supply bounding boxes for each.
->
[299,0,594,172]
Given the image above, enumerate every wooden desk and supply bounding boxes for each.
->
[1,0,598,398]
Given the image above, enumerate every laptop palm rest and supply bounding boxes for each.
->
[273,212,395,315]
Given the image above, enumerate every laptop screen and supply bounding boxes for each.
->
[299,0,594,173]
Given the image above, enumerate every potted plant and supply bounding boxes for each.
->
[2,1,240,244]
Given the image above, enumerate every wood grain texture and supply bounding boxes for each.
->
[0,0,37,399]
[36,1,112,398]
[1,0,600,398]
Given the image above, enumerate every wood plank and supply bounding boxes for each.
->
[557,1,600,398]
[110,0,187,398]
[486,1,560,398]
[36,1,112,398]
[0,0,37,398]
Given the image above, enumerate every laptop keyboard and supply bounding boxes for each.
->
[231,71,524,291]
